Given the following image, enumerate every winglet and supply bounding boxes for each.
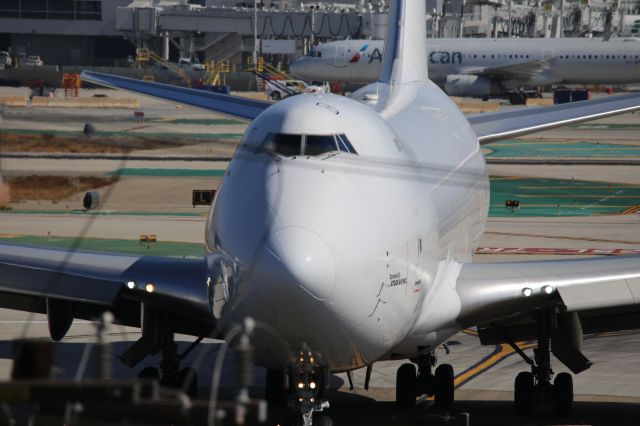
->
[379,0,428,85]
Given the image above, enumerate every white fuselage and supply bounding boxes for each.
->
[291,38,640,89]
[205,79,489,372]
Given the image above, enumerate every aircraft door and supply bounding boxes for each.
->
[335,44,348,67]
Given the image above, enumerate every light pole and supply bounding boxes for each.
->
[253,0,258,66]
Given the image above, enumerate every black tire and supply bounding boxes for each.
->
[434,364,455,407]
[553,372,573,416]
[265,368,287,405]
[138,366,159,380]
[395,363,417,406]
[514,371,534,415]
[178,367,198,398]
[509,92,526,105]
[314,415,333,426]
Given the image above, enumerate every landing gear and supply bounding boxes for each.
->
[121,305,202,398]
[395,353,454,408]
[511,309,574,416]
[268,348,331,425]
[396,363,417,406]
[552,372,573,416]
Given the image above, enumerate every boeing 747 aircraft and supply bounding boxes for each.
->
[291,37,640,103]
[2,1,640,425]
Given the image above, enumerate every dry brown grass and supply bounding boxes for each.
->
[6,176,118,202]
[0,133,186,153]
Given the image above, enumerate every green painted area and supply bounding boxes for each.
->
[489,177,640,217]
[149,118,244,126]
[485,140,640,159]
[1,128,242,141]
[0,210,203,217]
[108,168,227,177]
[0,235,204,258]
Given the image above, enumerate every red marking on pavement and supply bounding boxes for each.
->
[476,247,640,256]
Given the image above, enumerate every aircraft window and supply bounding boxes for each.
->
[336,134,357,154]
[624,55,628,59]
[588,55,592,59]
[262,133,302,156]
[526,55,529,58]
[473,54,477,58]
[491,54,495,58]
[482,54,486,58]
[305,135,337,156]
[509,54,512,59]
[606,55,610,58]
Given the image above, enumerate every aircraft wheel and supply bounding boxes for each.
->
[514,371,534,415]
[434,364,455,406]
[178,367,198,398]
[553,372,573,416]
[314,414,333,426]
[396,363,417,406]
[138,366,159,380]
[265,368,287,405]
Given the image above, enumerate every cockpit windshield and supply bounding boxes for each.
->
[308,50,322,58]
[260,133,357,157]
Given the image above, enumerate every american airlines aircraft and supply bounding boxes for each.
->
[2,1,640,425]
[290,37,640,103]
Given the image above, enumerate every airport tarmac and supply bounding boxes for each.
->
[1,88,640,424]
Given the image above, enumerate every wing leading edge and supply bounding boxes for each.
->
[0,243,214,338]
[468,92,640,144]
[456,255,640,327]
[81,71,270,121]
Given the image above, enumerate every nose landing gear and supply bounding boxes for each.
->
[395,352,455,407]
[267,348,332,426]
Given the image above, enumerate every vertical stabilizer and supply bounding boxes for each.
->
[379,0,428,85]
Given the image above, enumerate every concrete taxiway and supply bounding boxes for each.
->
[1,88,640,424]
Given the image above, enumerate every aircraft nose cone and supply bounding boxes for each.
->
[255,227,336,313]
[290,60,304,76]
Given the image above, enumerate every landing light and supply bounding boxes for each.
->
[297,382,304,389]
[126,281,136,290]
[522,287,533,297]
[310,382,316,389]
[145,283,156,293]
[542,285,554,295]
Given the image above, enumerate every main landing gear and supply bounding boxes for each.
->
[396,352,454,408]
[120,305,203,398]
[511,309,575,416]
[266,349,332,426]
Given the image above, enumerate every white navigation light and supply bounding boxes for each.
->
[542,285,554,295]
[297,382,304,389]
[126,280,136,290]
[522,287,533,297]
[310,382,316,389]
[145,283,156,293]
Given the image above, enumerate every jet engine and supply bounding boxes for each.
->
[444,75,500,97]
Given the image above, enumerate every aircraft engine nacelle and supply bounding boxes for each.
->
[444,75,499,97]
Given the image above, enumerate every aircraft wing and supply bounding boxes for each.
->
[456,255,640,372]
[467,92,640,143]
[463,59,552,80]
[456,256,640,328]
[80,71,271,121]
[0,243,215,339]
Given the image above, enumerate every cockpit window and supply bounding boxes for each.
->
[260,133,357,157]
[305,135,337,156]
[263,133,302,156]
[336,134,357,154]
[309,50,322,58]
